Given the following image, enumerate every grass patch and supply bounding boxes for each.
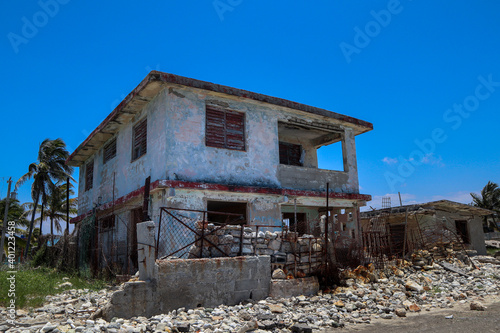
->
[430,286,443,294]
[0,265,108,308]
[486,247,499,256]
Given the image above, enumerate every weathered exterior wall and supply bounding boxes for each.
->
[77,90,169,215]
[163,84,359,192]
[102,256,271,320]
[78,84,361,215]
[435,211,487,255]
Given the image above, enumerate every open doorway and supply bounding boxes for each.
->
[282,212,307,235]
[128,207,142,274]
[455,220,470,244]
[206,201,247,225]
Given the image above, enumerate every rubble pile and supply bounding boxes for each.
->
[2,255,500,332]
[188,225,323,274]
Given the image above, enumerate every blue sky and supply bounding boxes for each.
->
[2,0,499,224]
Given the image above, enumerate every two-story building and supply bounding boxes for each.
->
[67,71,372,273]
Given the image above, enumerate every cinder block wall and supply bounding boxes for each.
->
[157,256,271,310]
[103,255,271,320]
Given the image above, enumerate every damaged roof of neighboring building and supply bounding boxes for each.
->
[66,71,373,166]
[361,199,494,218]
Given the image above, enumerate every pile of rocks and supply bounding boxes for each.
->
[187,225,323,276]
[2,255,500,333]
[410,250,434,270]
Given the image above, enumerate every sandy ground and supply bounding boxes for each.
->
[328,296,500,333]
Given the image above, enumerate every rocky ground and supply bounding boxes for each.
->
[1,254,500,333]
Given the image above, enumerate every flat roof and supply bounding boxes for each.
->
[67,71,373,166]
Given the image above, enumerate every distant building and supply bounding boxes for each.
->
[360,200,492,255]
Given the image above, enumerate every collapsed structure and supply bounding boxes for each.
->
[360,200,491,258]
[66,71,373,274]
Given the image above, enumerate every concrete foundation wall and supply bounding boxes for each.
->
[103,256,271,320]
[269,276,320,298]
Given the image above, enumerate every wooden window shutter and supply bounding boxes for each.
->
[103,138,117,164]
[206,106,245,151]
[132,118,147,160]
[85,160,94,191]
[279,142,302,166]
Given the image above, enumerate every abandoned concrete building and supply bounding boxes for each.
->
[66,71,373,274]
[360,200,491,257]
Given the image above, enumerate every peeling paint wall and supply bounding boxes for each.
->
[77,83,361,215]
[77,90,169,215]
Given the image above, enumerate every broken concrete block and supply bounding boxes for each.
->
[269,240,281,251]
[470,301,486,311]
[272,269,286,279]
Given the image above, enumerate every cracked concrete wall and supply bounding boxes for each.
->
[77,84,361,215]
[436,211,487,255]
[77,90,169,215]
[102,255,271,320]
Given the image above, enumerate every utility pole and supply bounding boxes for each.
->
[0,178,12,262]
[66,177,70,235]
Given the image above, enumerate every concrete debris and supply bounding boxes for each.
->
[470,301,486,311]
[272,269,287,279]
[1,258,500,332]
[472,256,500,265]
[395,308,407,317]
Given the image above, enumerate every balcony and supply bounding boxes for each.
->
[277,164,358,193]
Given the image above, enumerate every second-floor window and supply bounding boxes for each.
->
[279,142,303,166]
[85,159,94,191]
[103,138,117,164]
[205,106,245,151]
[132,118,147,161]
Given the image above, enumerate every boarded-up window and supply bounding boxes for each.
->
[279,142,302,166]
[103,138,117,164]
[132,118,147,160]
[85,160,94,191]
[205,106,245,151]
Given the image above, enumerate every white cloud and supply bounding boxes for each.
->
[382,157,398,165]
[430,191,476,205]
[421,153,445,167]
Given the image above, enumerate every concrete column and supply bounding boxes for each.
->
[137,221,156,281]
[342,128,359,193]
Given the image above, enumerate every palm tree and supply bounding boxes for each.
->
[1,198,29,258]
[471,181,500,230]
[15,138,73,258]
[23,182,77,247]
